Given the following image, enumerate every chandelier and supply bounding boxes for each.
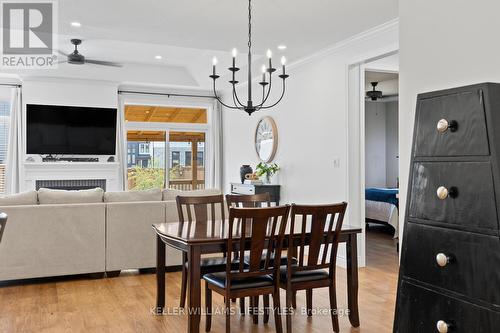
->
[210,0,289,115]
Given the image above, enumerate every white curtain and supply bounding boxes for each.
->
[5,87,22,194]
[116,94,128,190]
[207,99,223,190]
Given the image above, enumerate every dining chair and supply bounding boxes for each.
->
[203,205,290,333]
[176,194,236,308]
[226,193,296,322]
[281,202,348,333]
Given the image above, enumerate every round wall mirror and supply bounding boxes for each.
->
[255,116,278,162]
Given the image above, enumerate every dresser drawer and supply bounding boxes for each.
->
[409,161,498,231]
[414,89,489,157]
[231,184,255,195]
[403,223,500,306]
[395,280,500,333]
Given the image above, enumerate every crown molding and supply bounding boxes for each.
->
[288,18,399,72]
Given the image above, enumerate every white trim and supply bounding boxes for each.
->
[289,19,399,72]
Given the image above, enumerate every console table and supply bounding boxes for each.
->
[230,183,281,205]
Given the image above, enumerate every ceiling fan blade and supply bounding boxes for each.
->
[85,59,123,67]
[56,60,68,64]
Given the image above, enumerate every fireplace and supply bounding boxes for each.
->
[36,179,107,191]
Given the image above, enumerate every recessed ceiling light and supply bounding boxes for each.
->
[155,55,162,60]
[277,45,287,50]
[70,21,81,28]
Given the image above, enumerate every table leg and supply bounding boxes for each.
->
[156,235,166,314]
[346,233,360,327]
[188,245,201,333]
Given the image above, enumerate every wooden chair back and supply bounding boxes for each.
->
[176,194,226,223]
[226,206,290,286]
[226,193,271,209]
[288,202,348,278]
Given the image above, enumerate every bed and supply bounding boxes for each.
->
[365,188,399,238]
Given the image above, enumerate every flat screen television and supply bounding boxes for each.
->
[26,104,117,155]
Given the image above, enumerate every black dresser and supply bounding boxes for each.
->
[394,83,500,332]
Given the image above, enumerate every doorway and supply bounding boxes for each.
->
[347,51,399,268]
[363,69,399,266]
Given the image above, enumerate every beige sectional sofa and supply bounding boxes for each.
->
[0,187,220,282]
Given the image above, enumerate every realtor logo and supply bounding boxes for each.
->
[1,1,57,68]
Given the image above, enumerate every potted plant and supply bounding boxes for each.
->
[255,162,280,184]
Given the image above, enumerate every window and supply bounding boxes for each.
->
[185,151,192,166]
[171,151,180,167]
[125,104,208,191]
[139,143,150,154]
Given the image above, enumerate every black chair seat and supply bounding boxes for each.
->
[279,267,329,283]
[184,257,242,273]
[203,271,274,290]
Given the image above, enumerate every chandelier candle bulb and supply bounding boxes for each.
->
[281,56,287,75]
[261,65,267,82]
[212,57,217,75]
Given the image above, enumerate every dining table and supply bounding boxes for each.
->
[153,219,362,333]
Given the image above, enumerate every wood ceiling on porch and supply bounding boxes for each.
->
[127,131,205,142]
[124,105,207,124]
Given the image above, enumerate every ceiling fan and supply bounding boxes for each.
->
[366,81,398,101]
[58,39,122,67]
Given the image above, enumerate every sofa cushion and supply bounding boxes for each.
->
[162,188,221,201]
[0,191,38,206]
[104,188,162,203]
[38,188,104,204]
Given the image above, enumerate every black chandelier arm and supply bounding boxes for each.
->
[232,83,246,108]
[255,71,273,108]
[212,80,242,110]
[259,79,287,109]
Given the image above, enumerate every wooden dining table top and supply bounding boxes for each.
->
[153,220,362,245]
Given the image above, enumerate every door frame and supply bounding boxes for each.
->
[346,49,399,267]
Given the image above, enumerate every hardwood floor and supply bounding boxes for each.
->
[0,230,398,333]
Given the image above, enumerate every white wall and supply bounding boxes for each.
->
[364,100,398,188]
[365,102,386,187]
[222,20,398,213]
[385,100,398,188]
[399,0,500,240]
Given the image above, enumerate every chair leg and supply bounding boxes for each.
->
[239,297,245,315]
[292,291,297,309]
[205,283,212,332]
[225,297,231,333]
[306,289,313,317]
[273,291,283,333]
[263,294,270,324]
[329,285,340,333]
[252,296,259,324]
[285,289,293,333]
[180,253,187,308]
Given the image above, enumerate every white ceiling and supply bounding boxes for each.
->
[1,0,399,87]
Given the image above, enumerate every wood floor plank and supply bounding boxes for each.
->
[0,229,397,333]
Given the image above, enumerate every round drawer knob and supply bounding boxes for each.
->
[437,186,449,200]
[437,119,450,133]
[436,253,450,267]
[436,320,450,333]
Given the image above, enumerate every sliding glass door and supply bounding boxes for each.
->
[124,105,208,191]
[168,131,205,190]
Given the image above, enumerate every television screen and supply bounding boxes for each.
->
[26,104,117,155]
